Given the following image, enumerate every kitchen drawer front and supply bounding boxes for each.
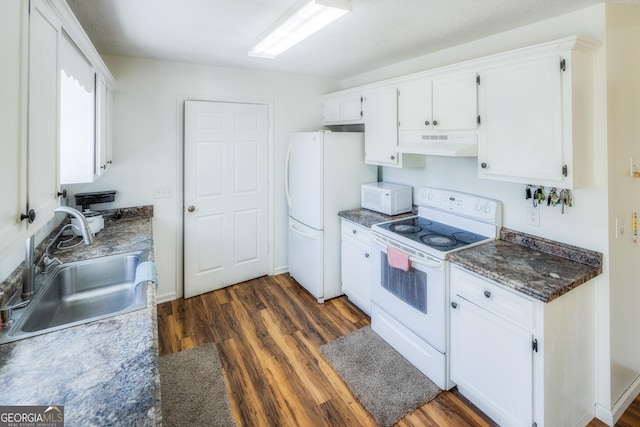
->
[341,220,371,246]
[451,266,535,329]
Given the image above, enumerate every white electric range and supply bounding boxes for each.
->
[370,187,502,390]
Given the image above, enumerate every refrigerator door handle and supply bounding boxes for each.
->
[289,223,316,240]
[285,142,292,209]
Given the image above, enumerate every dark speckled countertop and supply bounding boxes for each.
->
[0,206,161,426]
[447,228,603,303]
[338,207,416,228]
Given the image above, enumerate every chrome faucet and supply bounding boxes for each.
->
[55,206,94,246]
[21,207,94,300]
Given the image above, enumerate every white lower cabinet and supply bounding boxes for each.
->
[340,219,372,315]
[449,265,596,427]
[450,281,533,426]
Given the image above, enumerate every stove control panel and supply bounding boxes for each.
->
[417,187,501,224]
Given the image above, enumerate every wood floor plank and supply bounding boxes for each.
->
[157,273,640,427]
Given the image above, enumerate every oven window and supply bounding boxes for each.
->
[381,253,427,313]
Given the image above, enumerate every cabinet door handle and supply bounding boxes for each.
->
[451,301,458,309]
[20,209,36,224]
[57,189,67,199]
[481,162,488,169]
[352,229,357,234]
[424,120,430,126]
[390,155,396,161]
[365,253,370,258]
[484,290,492,298]
[433,120,438,126]
[187,205,196,212]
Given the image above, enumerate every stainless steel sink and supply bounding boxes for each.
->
[0,250,151,344]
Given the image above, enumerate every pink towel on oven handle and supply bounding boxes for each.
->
[387,246,411,271]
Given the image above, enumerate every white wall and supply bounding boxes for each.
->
[65,57,340,301]
[604,2,640,417]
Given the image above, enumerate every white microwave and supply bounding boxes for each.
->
[361,182,413,215]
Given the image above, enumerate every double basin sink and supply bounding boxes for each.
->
[0,249,151,344]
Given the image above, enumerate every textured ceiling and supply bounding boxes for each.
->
[66,0,607,79]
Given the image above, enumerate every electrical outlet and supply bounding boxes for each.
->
[615,218,625,239]
[527,207,540,227]
[153,185,174,199]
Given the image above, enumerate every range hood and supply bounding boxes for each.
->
[398,134,477,157]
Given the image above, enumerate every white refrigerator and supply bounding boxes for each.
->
[286,131,377,302]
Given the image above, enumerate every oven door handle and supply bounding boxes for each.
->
[409,256,443,270]
[372,233,444,270]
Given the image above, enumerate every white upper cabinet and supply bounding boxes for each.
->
[59,30,95,185]
[432,73,478,130]
[398,72,478,135]
[0,0,115,253]
[322,92,363,124]
[0,0,28,252]
[478,38,597,188]
[27,0,63,231]
[363,86,424,168]
[95,74,114,177]
[56,0,115,184]
[322,35,595,176]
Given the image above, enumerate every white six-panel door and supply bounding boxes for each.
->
[184,100,268,298]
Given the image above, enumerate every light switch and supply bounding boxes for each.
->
[616,218,625,239]
[153,185,174,199]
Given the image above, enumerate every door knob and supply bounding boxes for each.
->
[187,205,195,212]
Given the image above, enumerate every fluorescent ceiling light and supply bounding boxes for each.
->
[249,0,351,59]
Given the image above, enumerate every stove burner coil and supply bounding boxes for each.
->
[390,224,422,234]
[420,234,458,247]
[452,231,480,243]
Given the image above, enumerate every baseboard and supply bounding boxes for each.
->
[595,404,613,426]
[272,265,288,275]
[612,375,640,424]
[596,375,640,426]
[574,409,595,427]
[156,291,177,304]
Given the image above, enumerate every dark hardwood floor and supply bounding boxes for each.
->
[157,274,639,426]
